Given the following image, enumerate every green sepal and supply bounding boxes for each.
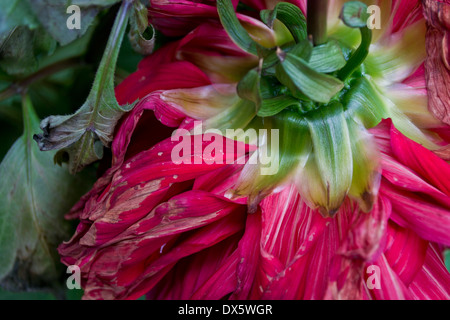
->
[288,39,313,61]
[346,117,381,212]
[259,75,288,99]
[237,67,262,110]
[217,0,267,56]
[309,40,346,73]
[233,110,311,212]
[201,98,257,136]
[257,95,300,117]
[261,39,312,71]
[304,101,353,216]
[275,51,344,103]
[342,77,388,128]
[260,2,307,43]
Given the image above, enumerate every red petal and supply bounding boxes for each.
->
[115,61,211,105]
[230,211,261,299]
[324,197,391,300]
[148,0,239,37]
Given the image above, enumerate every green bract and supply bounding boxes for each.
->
[216,0,434,216]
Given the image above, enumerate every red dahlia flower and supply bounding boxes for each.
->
[59,0,450,299]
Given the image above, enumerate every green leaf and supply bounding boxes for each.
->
[0,0,120,47]
[308,40,346,73]
[304,102,353,216]
[31,0,120,46]
[260,2,307,43]
[0,26,56,76]
[217,0,263,56]
[0,96,94,289]
[0,0,40,34]
[34,1,136,174]
[275,52,344,103]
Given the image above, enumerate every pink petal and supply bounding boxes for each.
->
[390,0,424,34]
[366,254,412,300]
[390,124,450,196]
[340,196,391,262]
[409,243,450,300]
[257,185,331,299]
[383,221,429,286]
[402,63,426,90]
[381,180,450,246]
[324,197,391,300]
[370,119,394,156]
[381,154,450,207]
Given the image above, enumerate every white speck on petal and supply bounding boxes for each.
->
[158,152,163,156]
[173,175,178,179]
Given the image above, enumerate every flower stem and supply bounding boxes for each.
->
[337,27,372,81]
[307,0,329,46]
[0,57,82,102]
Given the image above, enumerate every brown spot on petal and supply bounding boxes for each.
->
[423,0,450,126]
